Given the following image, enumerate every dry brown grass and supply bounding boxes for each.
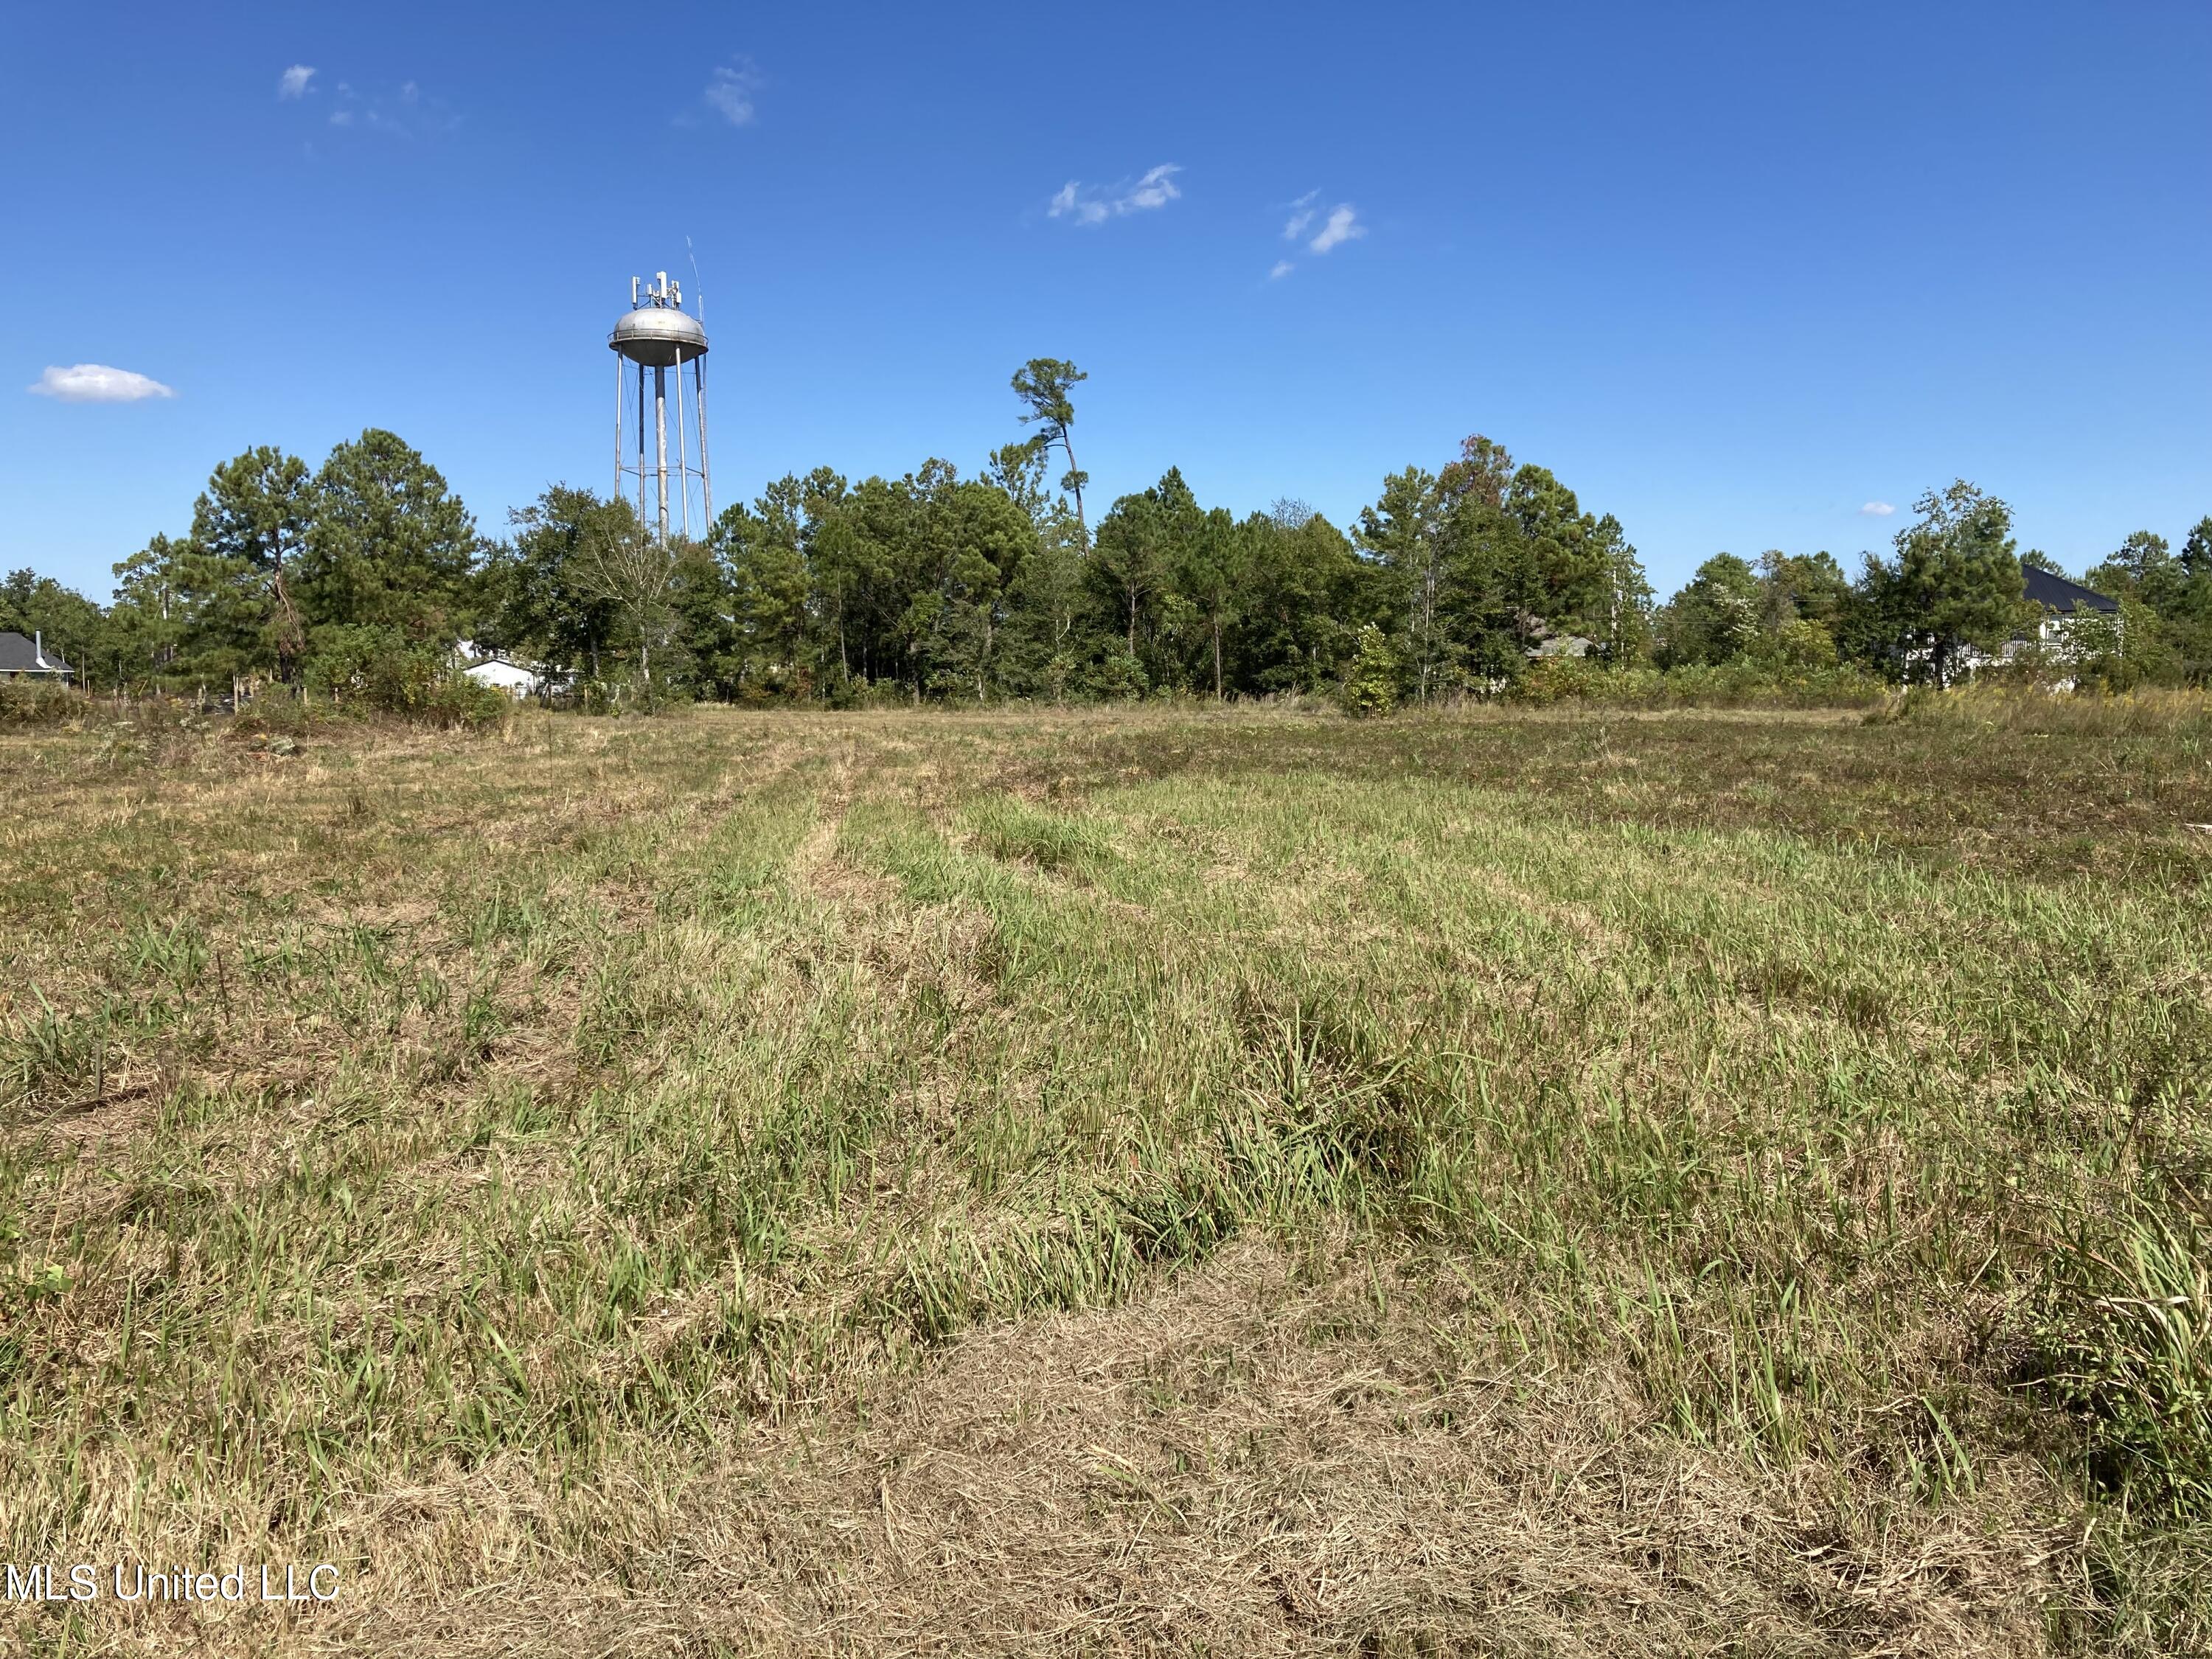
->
[288,1237,2067,1658]
[2,700,2208,1656]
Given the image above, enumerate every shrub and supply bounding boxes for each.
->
[0,682,88,728]
[1510,658,1891,709]
[229,684,316,740]
[1769,617,1839,669]
[1507,656,1606,706]
[306,627,508,726]
[1088,652,1150,703]
[1339,625,1399,718]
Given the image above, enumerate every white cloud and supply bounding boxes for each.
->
[1048,164,1182,226]
[704,59,762,125]
[1269,260,1294,280]
[1282,190,1318,240]
[1308,204,1364,254]
[1860,501,1896,517]
[278,64,316,99]
[1120,164,1181,212]
[28,364,176,403]
[330,109,353,127]
[1046,181,1107,224]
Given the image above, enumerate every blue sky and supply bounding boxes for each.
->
[4,1,2208,600]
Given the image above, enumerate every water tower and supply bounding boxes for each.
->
[611,271,712,541]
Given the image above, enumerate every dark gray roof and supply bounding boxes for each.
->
[0,630,72,673]
[2023,566,2118,614]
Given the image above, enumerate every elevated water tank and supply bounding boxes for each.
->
[609,305,709,368]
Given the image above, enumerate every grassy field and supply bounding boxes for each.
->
[3,695,2210,1656]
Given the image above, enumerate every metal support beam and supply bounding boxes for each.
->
[653,366,669,543]
[695,355,712,528]
[674,347,692,540]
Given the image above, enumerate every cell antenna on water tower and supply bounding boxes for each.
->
[610,268,712,542]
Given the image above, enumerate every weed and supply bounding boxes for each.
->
[2031,1202,2212,1517]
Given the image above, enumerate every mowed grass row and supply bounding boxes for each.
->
[0,703,2208,1654]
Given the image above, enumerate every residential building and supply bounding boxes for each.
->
[0,630,73,681]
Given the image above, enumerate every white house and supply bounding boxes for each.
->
[454,641,564,700]
[462,658,542,698]
[1947,567,2121,686]
[2019,565,2121,649]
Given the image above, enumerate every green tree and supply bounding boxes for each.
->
[167,540,271,689]
[1176,504,1248,699]
[999,510,1091,700]
[846,470,932,697]
[2059,594,2165,690]
[1891,480,2028,687]
[2085,530,2184,613]
[1590,515,1655,664]
[107,538,189,685]
[1132,467,1210,690]
[1430,494,1535,686]
[481,486,632,684]
[1357,467,1446,700]
[1836,552,1912,677]
[189,446,316,678]
[1010,358,1091,541]
[300,429,476,642]
[1237,509,1364,695]
[1503,464,1610,642]
[1091,490,1170,659]
[714,480,815,696]
[788,469,883,689]
[2081,529,2209,683]
[1756,550,1851,633]
[667,537,738,699]
[577,522,686,692]
[902,467,1032,700]
[1419,449,1624,689]
[2166,516,2212,682]
[1656,554,1762,667]
[2182,516,2212,582]
[984,440,1051,527]
[1436,434,1515,512]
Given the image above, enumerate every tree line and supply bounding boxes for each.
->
[9,359,2209,706]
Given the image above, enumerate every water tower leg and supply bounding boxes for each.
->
[636,365,648,532]
[695,356,712,527]
[614,355,625,501]
[674,352,692,540]
[654,366,669,543]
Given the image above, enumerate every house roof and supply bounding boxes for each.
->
[2023,565,2118,614]
[0,630,72,673]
